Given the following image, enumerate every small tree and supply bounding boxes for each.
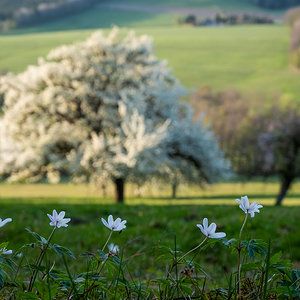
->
[0,28,229,202]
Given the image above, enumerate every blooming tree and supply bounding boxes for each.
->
[161,111,230,197]
[0,28,229,202]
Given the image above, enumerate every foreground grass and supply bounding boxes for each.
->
[1,25,298,98]
[0,201,299,286]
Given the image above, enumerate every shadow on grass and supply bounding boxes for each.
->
[138,194,300,200]
[0,193,300,207]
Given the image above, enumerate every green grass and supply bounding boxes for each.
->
[1,25,299,98]
[0,181,300,204]
[1,200,300,285]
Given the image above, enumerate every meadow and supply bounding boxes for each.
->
[1,25,299,99]
[1,198,300,283]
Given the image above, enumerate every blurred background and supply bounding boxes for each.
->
[0,0,300,284]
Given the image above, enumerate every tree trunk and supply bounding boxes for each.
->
[101,182,107,197]
[172,182,177,199]
[275,177,293,206]
[114,178,125,203]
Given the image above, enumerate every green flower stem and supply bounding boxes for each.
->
[177,237,208,263]
[28,227,56,292]
[237,213,248,297]
[239,213,248,243]
[167,237,207,279]
[102,230,113,251]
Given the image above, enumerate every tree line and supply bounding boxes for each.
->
[0,0,100,32]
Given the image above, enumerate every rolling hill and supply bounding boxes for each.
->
[0,1,298,99]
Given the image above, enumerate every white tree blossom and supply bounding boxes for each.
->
[0,27,229,202]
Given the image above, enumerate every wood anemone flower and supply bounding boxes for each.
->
[101,215,127,231]
[236,196,263,218]
[47,210,71,228]
[197,218,226,239]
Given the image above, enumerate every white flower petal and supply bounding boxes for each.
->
[108,215,114,226]
[58,211,65,220]
[197,224,206,236]
[210,232,226,239]
[241,196,250,210]
[203,218,208,230]
[207,222,216,235]
[0,218,12,228]
[101,218,109,229]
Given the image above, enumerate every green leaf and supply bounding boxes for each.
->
[53,244,75,259]
[98,249,108,262]
[25,228,47,244]
[241,262,261,272]
[112,256,120,266]
[270,251,282,265]
[16,292,39,299]
[0,242,8,250]
[222,238,237,247]
[0,266,6,286]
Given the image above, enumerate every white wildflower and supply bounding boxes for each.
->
[0,248,12,255]
[197,218,226,239]
[47,210,71,228]
[0,218,12,228]
[108,243,119,254]
[236,196,263,218]
[101,215,126,231]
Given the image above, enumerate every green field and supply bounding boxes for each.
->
[1,200,300,284]
[0,182,299,205]
[1,25,299,98]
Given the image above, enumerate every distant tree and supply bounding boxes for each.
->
[159,111,231,198]
[237,101,300,206]
[0,0,99,28]
[191,87,300,205]
[0,28,229,203]
[285,6,300,26]
[289,18,300,68]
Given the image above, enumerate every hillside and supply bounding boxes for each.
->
[0,1,298,99]
[1,26,298,98]
[0,0,289,32]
